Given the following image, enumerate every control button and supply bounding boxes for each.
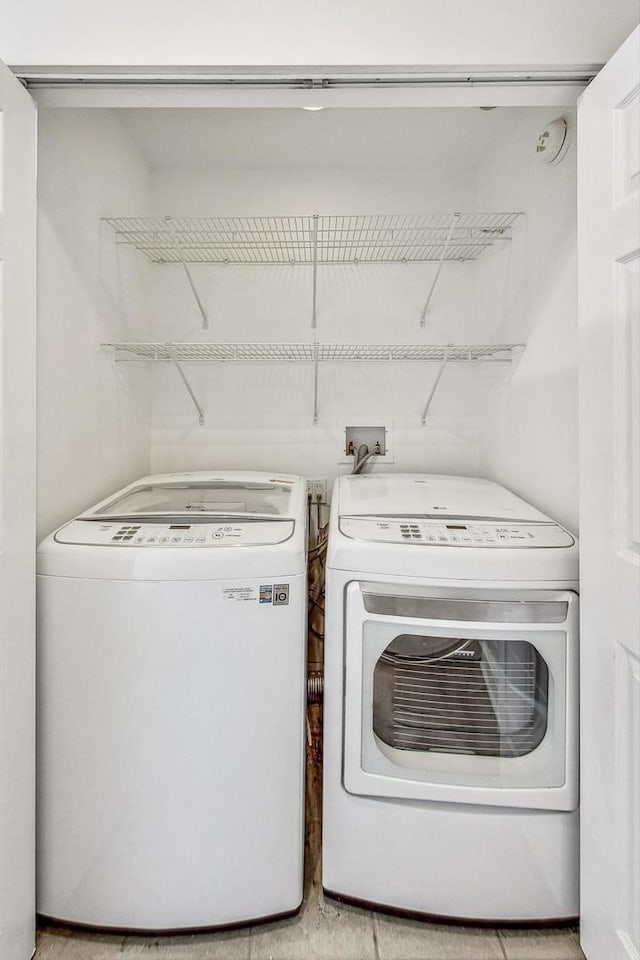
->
[438,536,447,542]
[123,535,133,541]
[135,537,144,543]
[224,526,232,532]
[401,534,411,539]
[171,537,182,543]
[196,537,206,543]
[450,536,459,543]
[146,537,157,543]
[412,534,422,539]
[159,537,168,543]
[184,537,194,543]
[112,536,123,541]
[213,532,224,540]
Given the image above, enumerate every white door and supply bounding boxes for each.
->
[0,60,37,960]
[578,26,640,960]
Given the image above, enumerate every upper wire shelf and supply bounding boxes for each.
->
[102,213,523,265]
[103,342,523,362]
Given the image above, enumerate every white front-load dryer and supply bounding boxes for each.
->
[37,472,307,932]
[323,474,579,923]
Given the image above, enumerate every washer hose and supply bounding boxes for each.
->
[307,671,324,704]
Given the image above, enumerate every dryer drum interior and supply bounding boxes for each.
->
[373,635,549,758]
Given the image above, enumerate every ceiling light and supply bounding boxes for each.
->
[302,106,325,112]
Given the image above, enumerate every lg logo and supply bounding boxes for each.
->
[273,584,290,606]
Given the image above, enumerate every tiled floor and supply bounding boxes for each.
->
[35,881,585,960]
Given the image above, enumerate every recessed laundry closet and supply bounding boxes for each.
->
[31,99,585,942]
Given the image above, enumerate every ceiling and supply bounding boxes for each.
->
[117,107,537,169]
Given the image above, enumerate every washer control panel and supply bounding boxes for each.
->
[55,519,295,547]
[339,517,574,548]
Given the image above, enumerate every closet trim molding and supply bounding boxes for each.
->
[13,65,595,108]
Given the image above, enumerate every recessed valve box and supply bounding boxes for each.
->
[342,425,391,462]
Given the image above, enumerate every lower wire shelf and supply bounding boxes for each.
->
[102,341,525,425]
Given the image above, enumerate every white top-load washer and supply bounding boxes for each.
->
[323,473,579,922]
[37,471,307,932]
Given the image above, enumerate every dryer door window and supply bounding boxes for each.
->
[372,635,549,759]
[342,582,579,810]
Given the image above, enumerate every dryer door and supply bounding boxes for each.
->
[343,582,579,810]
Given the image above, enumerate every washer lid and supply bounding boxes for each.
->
[85,477,297,522]
[337,474,551,523]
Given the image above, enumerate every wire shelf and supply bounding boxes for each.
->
[103,342,523,362]
[102,213,523,264]
[103,341,524,426]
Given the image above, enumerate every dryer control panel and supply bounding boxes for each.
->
[55,519,295,547]
[339,517,574,548]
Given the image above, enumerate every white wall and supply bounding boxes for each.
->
[140,106,579,527]
[147,156,500,485]
[36,105,579,530]
[140,105,581,516]
[37,109,153,539]
[475,111,579,532]
[2,0,638,69]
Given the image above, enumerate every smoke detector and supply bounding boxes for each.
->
[536,117,571,166]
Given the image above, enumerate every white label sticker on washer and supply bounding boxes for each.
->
[222,586,257,602]
[259,584,273,604]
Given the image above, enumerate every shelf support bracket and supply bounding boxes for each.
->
[420,351,450,426]
[165,216,209,331]
[312,343,319,424]
[173,359,205,426]
[311,214,319,329]
[419,212,460,327]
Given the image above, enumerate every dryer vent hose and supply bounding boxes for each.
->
[307,671,324,704]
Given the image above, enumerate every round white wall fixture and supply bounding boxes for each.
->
[536,117,570,166]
